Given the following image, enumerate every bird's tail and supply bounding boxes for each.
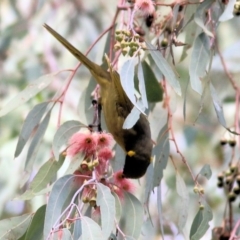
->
[43,24,108,86]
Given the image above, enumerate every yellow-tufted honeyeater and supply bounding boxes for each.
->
[44,24,153,178]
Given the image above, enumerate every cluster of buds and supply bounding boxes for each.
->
[220,137,237,147]
[234,0,240,16]
[114,30,146,57]
[217,164,240,204]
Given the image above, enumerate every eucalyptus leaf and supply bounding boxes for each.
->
[189,32,210,94]
[81,216,105,240]
[0,214,33,240]
[137,62,148,108]
[24,205,46,240]
[153,124,169,188]
[0,72,57,117]
[52,120,83,159]
[190,201,213,240]
[112,192,122,223]
[96,183,115,239]
[135,60,163,103]
[25,110,52,169]
[157,185,165,239]
[73,219,81,240]
[219,0,236,21]
[121,192,144,239]
[123,106,141,129]
[14,102,49,158]
[210,83,226,127]
[176,173,189,231]
[194,0,214,37]
[198,164,212,180]
[146,42,181,96]
[120,58,138,106]
[43,175,79,239]
[18,156,65,200]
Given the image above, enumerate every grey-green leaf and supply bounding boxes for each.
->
[123,106,140,129]
[73,219,81,240]
[43,175,79,239]
[14,102,49,158]
[194,0,214,37]
[112,192,122,223]
[210,83,226,127]
[189,32,210,94]
[219,0,236,22]
[176,173,189,231]
[81,216,105,240]
[25,110,52,169]
[136,60,163,103]
[190,201,213,240]
[52,120,83,159]
[121,192,144,239]
[24,205,46,240]
[199,164,212,180]
[0,214,33,240]
[120,58,137,106]
[96,183,115,239]
[137,62,148,108]
[18,156,65,200]
[153,124,169,188]
[0,72,57,117]
[146,42,181,96]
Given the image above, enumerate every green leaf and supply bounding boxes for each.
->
[121,192,144,239]
[0,214,33,240]
[137,62,148,108]
[138,61,163,103]
[146,42,181,96]
[153,124,169,188]
[189,32,210,94]
[25,110,52,169]
[190,201,213,240]
[53,120,83,159]
[14,102,49,158]
[210,83,226,128]
[198,164,212,180]
[0,72,57,117]
[81,216,104,240]
[18,156,65,200]
[24,205,46,240]
[96,183,115,239]
[219,0,235,21]
[43,175,80,239]
[194,0,214,37]
[176,173,189,231]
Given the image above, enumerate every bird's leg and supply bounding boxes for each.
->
[97,102,102,132]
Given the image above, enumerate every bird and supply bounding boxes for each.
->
[44,24,153,178]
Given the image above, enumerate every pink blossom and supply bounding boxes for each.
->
[98,147,114,162]
[96,132,114,149]
[135,0,155,16]
[67,132,97,156]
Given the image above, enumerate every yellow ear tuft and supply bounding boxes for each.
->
[127,150,136,157]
